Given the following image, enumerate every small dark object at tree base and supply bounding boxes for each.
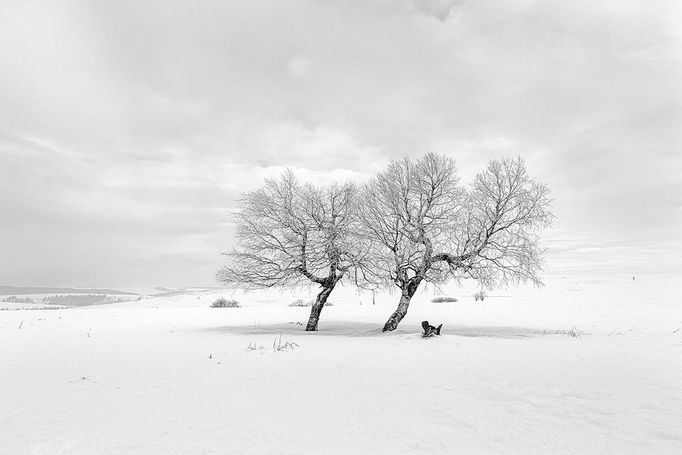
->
[421,320,442,338]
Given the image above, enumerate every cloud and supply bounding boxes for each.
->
[0,0,680,286]
[287,55,312,80]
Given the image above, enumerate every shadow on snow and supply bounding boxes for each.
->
[199,321,552,339]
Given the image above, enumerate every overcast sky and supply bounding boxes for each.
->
[1,0,680,288]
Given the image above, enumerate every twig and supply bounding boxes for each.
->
[247,341,265,351]
[272,334,299,351]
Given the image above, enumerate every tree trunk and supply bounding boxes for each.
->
[305,285,334,331]
[382,280,421,332]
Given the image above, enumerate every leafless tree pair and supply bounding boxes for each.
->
[217,154,553,332]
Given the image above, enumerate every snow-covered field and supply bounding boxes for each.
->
[1,274,681,454]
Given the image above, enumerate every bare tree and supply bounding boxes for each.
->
[217,170,365,331]
[435,157,554,290]
[358,153,465,331]
[359,154,553,332]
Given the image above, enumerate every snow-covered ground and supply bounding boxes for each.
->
[1,274,681,454]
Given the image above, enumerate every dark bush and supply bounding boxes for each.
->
[211,298,240,308]
[289,299,310,307]
[431,296,458,303]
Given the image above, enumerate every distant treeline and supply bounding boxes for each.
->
[1,294,137,307]
[42,295,108,307]
[42,295,135,307]
[0,286,137,296]
[2,296,35,303]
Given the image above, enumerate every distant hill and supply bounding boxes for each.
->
[0,285,138,296]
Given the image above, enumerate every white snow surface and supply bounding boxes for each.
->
[1,274,681,454]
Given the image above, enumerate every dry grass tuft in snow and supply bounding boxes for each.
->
[543,327,584,337]
[288,298,333,307]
